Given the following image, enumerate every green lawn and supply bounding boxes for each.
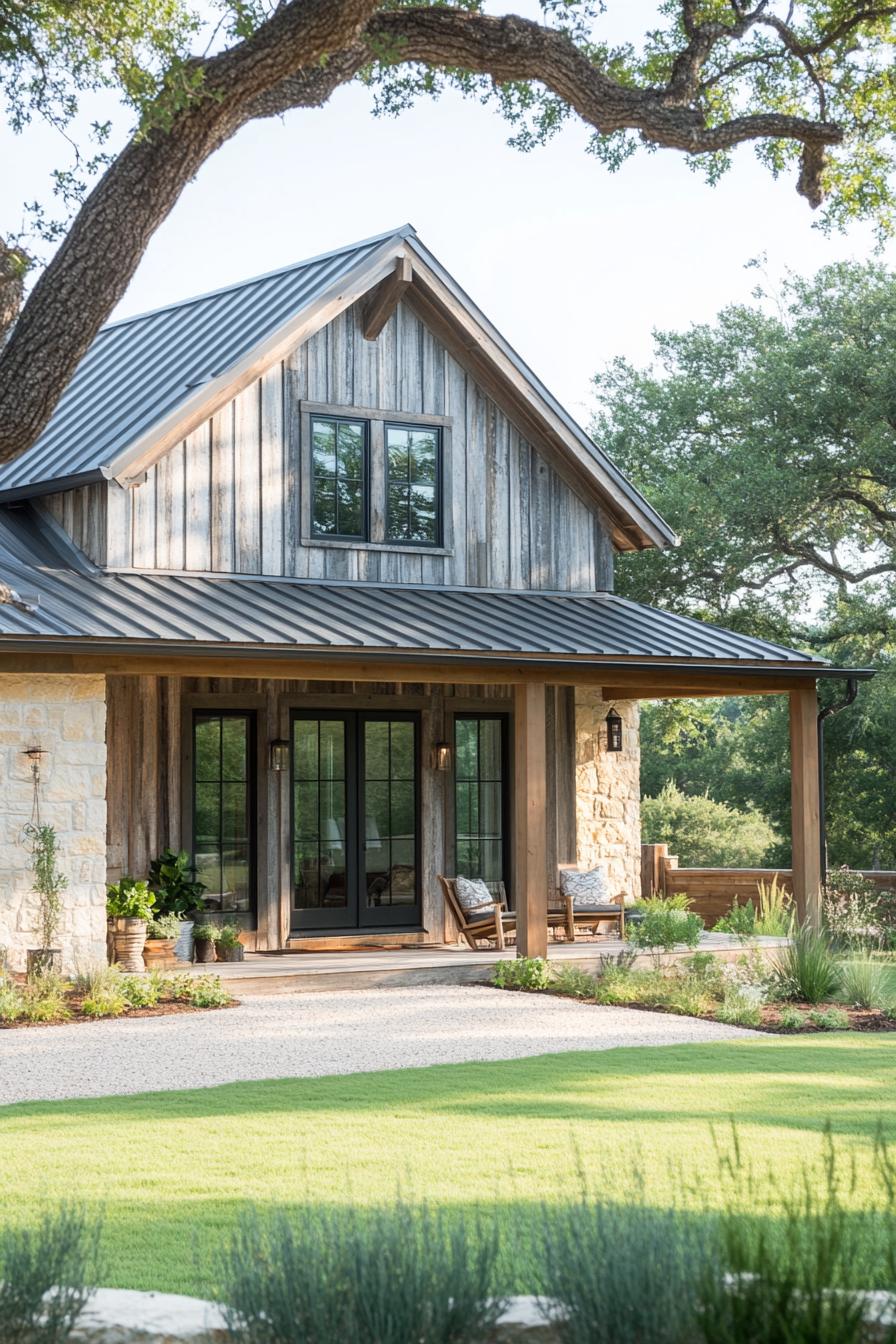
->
[1,1034,894,1296]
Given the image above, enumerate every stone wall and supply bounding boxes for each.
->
[0,675,107,973]
[574,691,641,901]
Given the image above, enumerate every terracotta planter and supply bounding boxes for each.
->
[217,944,244,963]
[142,938,177,969]
[26,948,61,978]
[193,938,217,964]
[109,917,147,973]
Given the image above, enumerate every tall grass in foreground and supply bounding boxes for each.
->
[773,926,842,1003]
[0,1206,99,1344]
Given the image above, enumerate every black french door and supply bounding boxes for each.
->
[290,711,420,931]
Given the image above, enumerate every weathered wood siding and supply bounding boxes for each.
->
[58,299,613,590]
[105,676,575,950]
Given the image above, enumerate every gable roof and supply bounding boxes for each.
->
[0,226,675,551]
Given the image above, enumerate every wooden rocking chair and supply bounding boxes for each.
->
[439,876,516,950]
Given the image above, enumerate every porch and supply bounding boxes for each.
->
[187,931,788,995]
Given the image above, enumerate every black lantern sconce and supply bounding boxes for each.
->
[430,742,452,771]
[605,707,623,753]
[269,739,290,772]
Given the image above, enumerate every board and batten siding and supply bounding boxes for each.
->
[47,299,613,591]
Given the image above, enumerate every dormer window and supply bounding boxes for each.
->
[301,403,448,551]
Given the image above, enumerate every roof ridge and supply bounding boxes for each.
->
[100,223,417,334]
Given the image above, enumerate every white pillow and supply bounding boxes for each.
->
[560,867,611,906]
[455,876,494,913]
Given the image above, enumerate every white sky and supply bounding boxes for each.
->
[3,4,893,424]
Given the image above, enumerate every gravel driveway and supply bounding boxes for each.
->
[0,986,759,1105]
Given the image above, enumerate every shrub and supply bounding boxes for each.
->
[715,988,763,1028]
[550,965,598,999]
[492,957,551,991]
[148,847,206,918]
[640,781,779,868]
[71,963,121,997]
[192,923,221,944]
[778,1006,807,1031]
[838,952,894,1011]
[106,878,154,922]
[808,1007,851,1031]
[119,972,162,1008]
[220,1202,503,1344]
[0,1205,99,1344]
[81,988,127,1019]
[773,928,841,1004]
[183,974,231,1008]
[823,869,896,950]
[714,899,757,940]
[145,912,181,940]
[628,897,703,959]
[23,822,68,956]
[217,923,243,950]
[755,874,793,937]
[0,978,24,1022]
[19,973,70,1023]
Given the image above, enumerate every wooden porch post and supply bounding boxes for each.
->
[514,682,548,959]
[790,686,822,929]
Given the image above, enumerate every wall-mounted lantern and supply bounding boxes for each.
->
[21,745,48,783]
[269,739,290,772]
[430,742,452,771]
[605,708,623,753]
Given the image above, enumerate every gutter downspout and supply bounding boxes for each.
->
[817,677,860,885]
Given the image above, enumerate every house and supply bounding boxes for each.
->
[0,226,864,971]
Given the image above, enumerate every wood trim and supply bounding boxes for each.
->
[362,256,413,341]
[299,399,452,429]
[600,677,818,699]
[109,240,408,486]
[513,682,547,959]
[790,687,822,928]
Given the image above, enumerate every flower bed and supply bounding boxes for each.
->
[0,968,235,1028]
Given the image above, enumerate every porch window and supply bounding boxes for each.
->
[385,424,441,544]
[310,415,368,539]
[192,711,255,914]
[454,715,507,891]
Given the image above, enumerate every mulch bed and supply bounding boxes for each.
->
[533,987,896,1032]
[0,975,239,1029]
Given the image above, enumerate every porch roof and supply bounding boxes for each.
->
[0,506,846,677]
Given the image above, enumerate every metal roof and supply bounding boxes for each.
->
[0,226,676,548]
[0,227,411,498]
[0,507,831,671]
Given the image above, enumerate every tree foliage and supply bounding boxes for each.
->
[598,263,896,869]
[4,3,896,461]
[641,779,781,867]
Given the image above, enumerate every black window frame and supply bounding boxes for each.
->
[453,712,510,900]
[309,413,370,542]
[190,708,258,918]
[384,421,443,548]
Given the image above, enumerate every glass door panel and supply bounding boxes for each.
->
[454,715,508,897]
[291,714,355,929]
[361,716,419,924]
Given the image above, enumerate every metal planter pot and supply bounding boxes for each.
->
[193,938,217,964]
[217,944,244,963]
[109,917,147,973]
[26,948,62,978]
[174,920,195,963]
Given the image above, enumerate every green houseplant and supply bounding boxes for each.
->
[23,823,68,978]
[149,848,207,963]
[142,912,181,969]
[192,922,220,964]
[106,878,155,973]
[216,924,244,963]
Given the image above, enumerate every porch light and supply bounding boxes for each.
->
[605,708,623,753]
[269,739,290,772]
[431,742,452,771]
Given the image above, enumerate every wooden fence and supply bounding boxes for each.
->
[641,843,896,925]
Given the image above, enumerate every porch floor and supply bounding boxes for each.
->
[192,932,787,996]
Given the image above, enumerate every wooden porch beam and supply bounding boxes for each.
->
[513,682,548,960]
[600,679,815,700]
[790,686,822,929]
[362,257,413,341]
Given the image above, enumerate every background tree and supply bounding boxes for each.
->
[4,2,896,462]
[595,261,896,869]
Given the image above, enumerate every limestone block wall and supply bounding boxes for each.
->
[0,675,107,972]
[574,690,641,902]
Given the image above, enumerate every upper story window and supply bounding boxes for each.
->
[303,403,446,550]
[311,416,367,539]
[386,425,440,545]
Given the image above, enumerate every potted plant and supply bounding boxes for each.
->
[142,912,181,968]
[192,923,220,964]
[23,822,67,978]
[149,848,207,963]
[216,924,244,963]
[107,878,155,972]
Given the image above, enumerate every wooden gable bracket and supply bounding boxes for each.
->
[362,256,413,341]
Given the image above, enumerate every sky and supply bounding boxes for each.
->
[3,5,894,425]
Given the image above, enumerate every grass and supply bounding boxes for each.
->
[1,1035,894,1298]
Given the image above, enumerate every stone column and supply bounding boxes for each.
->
[0,675,107,972]
[574,689,641,902]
